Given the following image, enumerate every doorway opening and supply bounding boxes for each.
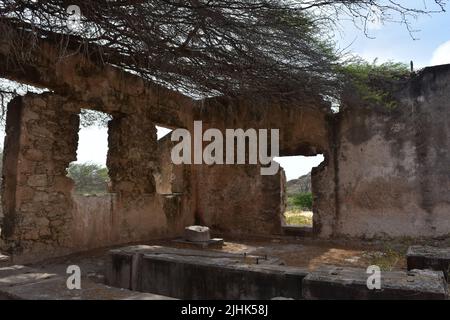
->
[275,154,324,228]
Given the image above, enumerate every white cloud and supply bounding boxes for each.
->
[430,40,450,66]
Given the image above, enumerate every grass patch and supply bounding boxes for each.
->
[364,246,404,271]
[285,209,313,226]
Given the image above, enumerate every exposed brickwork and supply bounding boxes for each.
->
[107,111,157,198]
[1,94,78,258]
[0,93,188,262]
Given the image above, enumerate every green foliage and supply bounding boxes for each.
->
[290,192,313,211]
[67,162,110,195]
[341,59,410,108]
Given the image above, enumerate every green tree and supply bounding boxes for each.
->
[67,162,110,195]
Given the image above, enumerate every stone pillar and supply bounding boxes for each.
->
[0,93,79,259]
[107,111,158,199]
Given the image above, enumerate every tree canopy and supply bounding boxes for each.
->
[67,162,110,195]
[0,0,447,101]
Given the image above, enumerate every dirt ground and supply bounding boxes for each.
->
[10,234,450,281]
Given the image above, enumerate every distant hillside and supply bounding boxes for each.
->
[286,173,311,195]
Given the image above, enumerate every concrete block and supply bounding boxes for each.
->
[104,251,133,289]
[0,273,176,300]
[0,265,57,288]
[302,265,448,300]
[138,254,307,299]
[184,225,210,242]
[0,264,175,300]
[407,245,450,280]
[105,246,307,300]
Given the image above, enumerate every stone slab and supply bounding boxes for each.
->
[106,246,307,300]
[172,238,224,249]
[302,265,448,300]
[0,265,57,288]
[107,245,282,265]
[0,253,9,263]
[0,265,175,300]
[407,245,450,280]
[184,225,211,242]
[0,276,176,300]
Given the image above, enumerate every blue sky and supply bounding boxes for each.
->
[2,5,449,180]
[335,4,450,68]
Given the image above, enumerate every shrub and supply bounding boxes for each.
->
[292,192,313,211]
[341,59,410,109]
[67,162,110,195]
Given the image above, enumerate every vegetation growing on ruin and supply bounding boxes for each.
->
[341,59,411,108]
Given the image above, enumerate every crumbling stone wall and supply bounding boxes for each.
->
[2,20,450,257]
[0,93,193,262]
[193,164,284,235]
[189,97,334,236]
[154,133,187,195]
[331,65,450,238]
[1,94,78,259]
[107,111,157,197]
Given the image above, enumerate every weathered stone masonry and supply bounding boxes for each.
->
[0,93,194,262]
[188,97,334,237]
[1,22,450,262]
[332,65,450,238]
[1,94,78,258]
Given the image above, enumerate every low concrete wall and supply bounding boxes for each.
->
[71,194,116,249]
[106,246,449,300]
[106,246,307,300]
[71,193,194,252]
[303,266,448,300]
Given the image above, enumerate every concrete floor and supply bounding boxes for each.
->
[13,236,411,278]
[2,236,450,299]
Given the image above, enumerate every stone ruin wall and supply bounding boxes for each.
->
[188,97,335,237]
[0,23,449,261]
[0,93,195,262]
[333,65,450,238]
[184,65,450,240]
